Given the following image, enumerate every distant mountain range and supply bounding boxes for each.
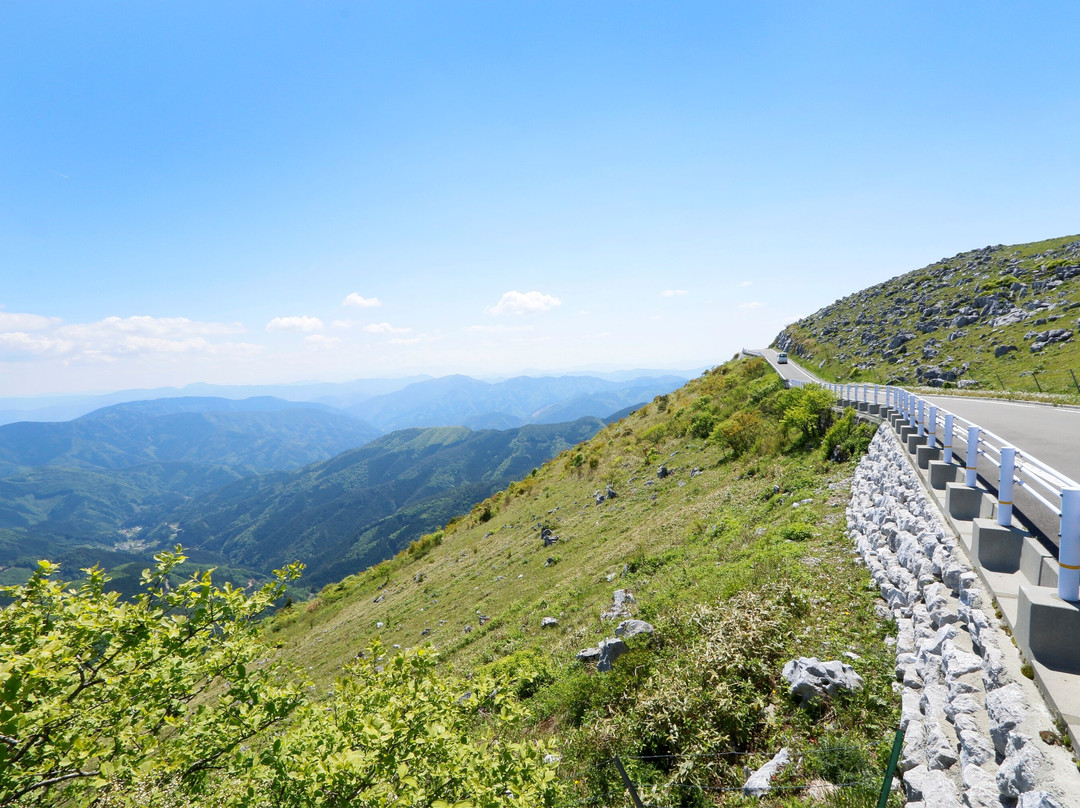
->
[141,418,605,589]
[0,369,697,426]
[0,371,686,591]
[342,373,689,432]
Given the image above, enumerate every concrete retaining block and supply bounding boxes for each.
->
[945,484,994,522]
[907,433,928,454]
[916,445,941,470]
[929,461,960,490]
[970,519,1025,574]
[1016,586,1080,673]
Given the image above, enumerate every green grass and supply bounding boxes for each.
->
[266,358,899,806]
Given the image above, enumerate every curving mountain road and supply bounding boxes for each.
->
[753,348,1080,488]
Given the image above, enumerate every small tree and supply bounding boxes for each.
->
[0,549,305,806]
[0,551,564,807]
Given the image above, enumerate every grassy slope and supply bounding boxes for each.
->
[268,358,899,806]
[775,233,1080,396]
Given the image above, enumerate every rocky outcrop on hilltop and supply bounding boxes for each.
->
[775,237,1080,388]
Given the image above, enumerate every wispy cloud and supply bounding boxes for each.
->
[363,322,411,335]
[661,289,687,297]
[464,324,534,334]
[0,312,62,331]
[266,315,324,333]
[486,290,561,316]
[304,334,342,349]
[740,280,753,288]
[343,293,382,308]
[0,314,255,362]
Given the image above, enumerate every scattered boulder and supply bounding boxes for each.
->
[601,589,637,621]
[782,657,865,703]
[742,748,791,797]
[576,647,600,664]
[541,528,558,547]
[606,484,617,499]
[478,614,491,626]
[994,344,1018,358]
[540,617,559,628]
[596,637,628,672]
[615,619,655,639]
[657,465,669,479]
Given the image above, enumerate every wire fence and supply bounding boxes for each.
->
[561,733,905,808]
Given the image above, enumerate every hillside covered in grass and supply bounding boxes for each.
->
[774,233,1080,395]
[5,357,904,807]
[265,357,897,806]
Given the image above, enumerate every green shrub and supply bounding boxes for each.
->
[821,408,876,462]
[406,530,444,559]
[710,411,762,457]
[688,411,717,440]
[781,385,837,447]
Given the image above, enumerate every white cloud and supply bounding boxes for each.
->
[363,322,411,335]
[330,319,359,329]
[740,280,753,287]
[61,315,245,340]
[0,315,256,363]
[739,301,763,310]
[464,324,533,334]
[343,293,382,308]
[661,289,687,297]
[266,315,324,333]
[304,334,343,349]
[0,312,61,331]
[0,331,75,358]
[486,290,561,316]
[390,336,423,345]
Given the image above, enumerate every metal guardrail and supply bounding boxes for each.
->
[819,380,1080,602]
[741,349,1080,602]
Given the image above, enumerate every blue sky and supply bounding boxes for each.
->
[4,2,1080,396]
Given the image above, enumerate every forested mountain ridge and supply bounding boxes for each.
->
[142,418,606,588]
[343,373,689,431]
[0,396,380,476]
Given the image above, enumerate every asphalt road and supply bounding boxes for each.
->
[752,347,1080,487]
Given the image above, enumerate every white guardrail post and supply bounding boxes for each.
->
[917,400,925,437]
[997,447,1016,527]
[943,413,954,464]
[1060,488,1080,601]
[965,426,979,487]
[927,405,937,449]
[874,385,879,405]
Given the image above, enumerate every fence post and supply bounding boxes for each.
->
[965,426,979,487]
[927,405,937,449]
[943,413,954,464]
[613,757,646,808]
[1060,489,1080,602]
[917,400,925,437]
[997,447,1016,527]
[874,385,880,405]
[909,394,917,428]
[876,728,905,808]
